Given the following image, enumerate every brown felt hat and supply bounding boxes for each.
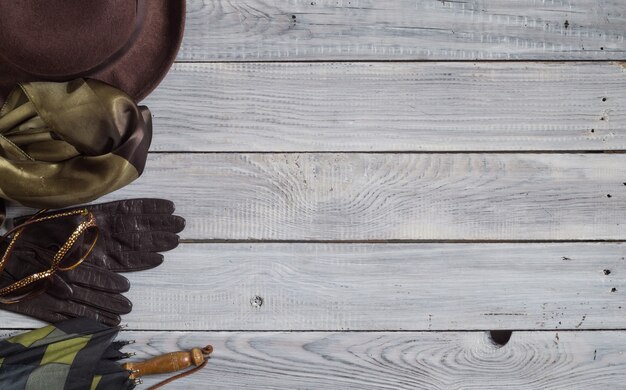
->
[0,0,185,106]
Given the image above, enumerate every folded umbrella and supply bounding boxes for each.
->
[0,318,212,390]
[0,317,134,389]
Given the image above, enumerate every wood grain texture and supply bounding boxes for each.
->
[145,62,626,152]
[124,330,626,389]
[180,0,626,61]
[85,153,626,240]
[3,243,624,330]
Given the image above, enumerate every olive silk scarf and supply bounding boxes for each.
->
[0,79,151,225]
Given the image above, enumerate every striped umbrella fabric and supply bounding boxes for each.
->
[0,318,134,390]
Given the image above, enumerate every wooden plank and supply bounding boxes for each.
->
[3,243,624,330]
[101,331,626,388]
[180,0,626,61]
[93,153,626,241]
[146,62,626,152]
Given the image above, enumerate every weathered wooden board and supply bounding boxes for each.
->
[3,243,624,330]
[93,243,626,330]
[146,62,626,152]
[82,153,626,241]
[180,0,626,61]
[124,330,626,389]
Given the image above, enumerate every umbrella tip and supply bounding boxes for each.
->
[116,339,136,347]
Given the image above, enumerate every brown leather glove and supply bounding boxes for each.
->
[0,245,132,325]
[13,198,185,272]
[1,198,184,325]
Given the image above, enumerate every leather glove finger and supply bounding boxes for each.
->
[53,298,122,326]
[1,298,71,324]
[14,199,177,227]
[46,273,74,300]
[91,213,186,234]
[98,230,180,257]
[67,284,132,315]
[0,287,121,326]
[81,230,178,272]
[89,251,164,273]
[83,198,176,216]
[54,262,131,293]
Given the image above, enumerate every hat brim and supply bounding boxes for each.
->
[0,1,185,105]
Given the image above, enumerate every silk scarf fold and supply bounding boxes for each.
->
[0,79,151,225]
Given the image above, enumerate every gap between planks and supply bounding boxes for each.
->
[173,59,626,64]
[148,151,626,154]
[177,239,626,244]
[4,328,626,333]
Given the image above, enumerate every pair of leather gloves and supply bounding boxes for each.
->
[0,199,184,326]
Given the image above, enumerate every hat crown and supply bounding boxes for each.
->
[0,0,140,78]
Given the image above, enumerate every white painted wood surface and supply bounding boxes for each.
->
[146,62,626,152]
[3,2,626,388]
[92,153,626,240]
[124,330,626,389]
[181,0,626,61]
[3,242,624,330]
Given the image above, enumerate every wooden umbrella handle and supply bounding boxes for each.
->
[123,345,213,380]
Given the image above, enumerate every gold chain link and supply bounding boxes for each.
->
[0,209,98,301]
